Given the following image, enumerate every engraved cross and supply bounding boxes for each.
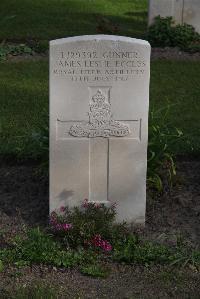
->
[57,87,141,203]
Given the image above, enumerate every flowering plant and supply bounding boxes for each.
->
[49,200,121,251]
[90,234,112,252]
[50,216,72,232]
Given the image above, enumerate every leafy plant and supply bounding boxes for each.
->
[169,247,200,269]
[147,16,174,47]
[0,208,200,276]
[148,105,183,192]
[33,40,49,53]
[50,201,119,249]
[113,237,171,264]
[113,233,200,268]
[49,203,200,269]
[80,263,110,278]
[147,16,200,52]
[0,44,34,61]
[0,259,3,272]
[0,227,96,268]
[173,23,200,50]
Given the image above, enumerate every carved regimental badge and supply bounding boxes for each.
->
[69,90,130,138]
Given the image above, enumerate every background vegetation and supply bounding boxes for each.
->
[0,0,147,40]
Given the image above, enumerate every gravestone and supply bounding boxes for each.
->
[148,0,200,34]
[183,0,200,34]
[148,0,183,25]
[50,35,150,223]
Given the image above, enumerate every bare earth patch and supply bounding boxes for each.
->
[0,263,199,299]
[0,157,199,298]
[145,159,200,247]
[151,47,200,61]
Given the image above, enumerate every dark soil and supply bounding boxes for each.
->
[0,264,199,299]
[151,47,200,61]
[145,159,200,247]
[0,157,199,298]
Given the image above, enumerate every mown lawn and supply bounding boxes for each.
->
[151,60,200,154]
[0,0,147,41]
[0,59,200,157]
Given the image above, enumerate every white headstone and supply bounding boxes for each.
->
[183,0,200,34]
[148,0,183,25]
[50,35,150,224]
[148,0,200,34]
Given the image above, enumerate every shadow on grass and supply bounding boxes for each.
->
[124,11,147,18]
[0,0,147,40]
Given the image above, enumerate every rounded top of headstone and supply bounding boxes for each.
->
[50,34,150,47]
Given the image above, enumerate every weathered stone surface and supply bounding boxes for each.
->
[148,0,183,25]
[183,0,200,33]
[148,0,200,33]
[50,35,150,223]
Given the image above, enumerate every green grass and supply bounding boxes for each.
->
[0,0,147,41]
[0,59,199,157]
[0,60,48,157]
[150,60,200,153]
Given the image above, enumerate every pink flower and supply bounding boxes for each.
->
[62,223,73,231]
[103,242,112,252]
[82,198,89,208]
[94,203,101,208]
[55,223,62,231]
[51,222,72,232]
[50,214,57,225]
[50,213,72,232]
[91,234,112,252]
[60,206,66,212]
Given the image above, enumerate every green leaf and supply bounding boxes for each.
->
[0,260,4,272]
